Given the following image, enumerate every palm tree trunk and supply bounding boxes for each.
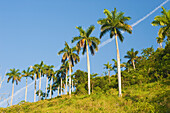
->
[92,83,93,94]
[72,80,73,92]
[108,69,110,84]
[86,41,91,95]
[45,76,48,99]
[11,82,14,106]
[34,74,37,102]
[115,34,122,97]
[38,71,41,100]
[132,60,136,70]
[25,77,28,102]
[160,43,163,48]
[60,77,62,95]
[50,76,53,99]
[65,70,68,95]
[69,60,72,97]
[58,86,59,96]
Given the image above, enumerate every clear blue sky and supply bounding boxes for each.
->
[0,0,169,106]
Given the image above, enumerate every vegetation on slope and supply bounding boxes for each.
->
[0,79,169,113]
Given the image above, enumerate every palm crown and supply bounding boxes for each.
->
[72,25,100,55]
[98,8,132,40]
[58,42,80,66]
[104,62,113,70]
[124,48,140,69]
[21,67,33,79]
[152,6,170,41]
[7,69,21,85]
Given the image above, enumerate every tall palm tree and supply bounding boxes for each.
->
[49,69,56,99]
[152,6,170,45]
[43,65,54,99]
[72,25,100,95]
[58,42,80,96]
[71,74,76,92]
[124,48,139,70]
[34,61,44,101]
[21,67,33,102]
[31,66,39,102]
[6,68,21,106]
[56,68,65,96]
[98,8,132,97]
[104,61,113,83]
[60,61,69,95]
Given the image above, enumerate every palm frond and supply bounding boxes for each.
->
[116,29,124,42]
[72,37,83,43]
[100,28,110,39]
[89,46,95,56]
[103,9,112,19]
[97,18,107,25]
[86,25,95,37]
[76,26,86,37]
[58,49,66,55]
[92,41,98,52]
[89,37,100,45]
[82,41,86,55]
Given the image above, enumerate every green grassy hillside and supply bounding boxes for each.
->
[0,79,169,113]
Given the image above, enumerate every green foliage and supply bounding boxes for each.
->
[0,80,169,112]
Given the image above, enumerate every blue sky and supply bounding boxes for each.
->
[0,0,169,107]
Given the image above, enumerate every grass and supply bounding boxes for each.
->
[0,80,169,113]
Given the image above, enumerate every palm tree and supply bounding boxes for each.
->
[72,25,100,95]
[56,68,65,96]
[156,37,164,48]
[6,68,21,106]
[31,65,39,102]
[43,65,54,99]
[71,74,76,92]
[60,61,69,95]
[103,62,113,83]
[49,69,56,99]
[152,6,170,46]
[21,67,33,102]
[58,42,80,96]
[98,8,132,97]
[34,61,44,101]
[124,48,139,70]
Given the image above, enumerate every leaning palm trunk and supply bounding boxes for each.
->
[86,41,91,95]
[34,74,37,102]
[25,77,28,102]
[60,77,62,95]
[69,60,72,97]
[45,76,48,99]
[50,76,53,99]
[115,34,122,97]
[11,82,14,106]
[65,70,68,95]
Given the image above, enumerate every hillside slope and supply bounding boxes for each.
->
[0,79,169,113]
